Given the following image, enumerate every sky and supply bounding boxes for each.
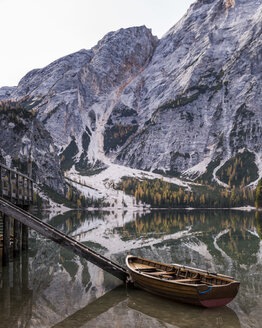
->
[0,0,195,87]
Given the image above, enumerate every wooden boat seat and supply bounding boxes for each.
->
[145,271,176,277]
[138,268,157,272]
[133,263,154,270]
[174,278,201,283]
[161,274,175,279]
[145,271,168,276]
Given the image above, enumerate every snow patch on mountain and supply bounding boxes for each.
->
[66,162,191,206]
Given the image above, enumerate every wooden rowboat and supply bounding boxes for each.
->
[126,255,240,308]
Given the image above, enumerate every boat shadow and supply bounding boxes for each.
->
[53,285,241,328]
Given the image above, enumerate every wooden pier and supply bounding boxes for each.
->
[0,163,129,282]
[0,163,33,206]
[0,163,33,265]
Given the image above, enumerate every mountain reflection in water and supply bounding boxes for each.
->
[0,209,261,327]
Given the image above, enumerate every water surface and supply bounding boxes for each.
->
[1,209,262,327]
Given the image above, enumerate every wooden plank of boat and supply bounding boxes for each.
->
[126,255,240,308]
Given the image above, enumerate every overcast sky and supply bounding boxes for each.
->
[0,0,195,87]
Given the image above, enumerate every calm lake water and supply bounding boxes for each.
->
[1,209,262,328]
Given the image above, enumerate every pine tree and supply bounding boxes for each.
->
[77,199,81,208]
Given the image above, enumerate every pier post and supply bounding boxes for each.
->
[22,251,29,290]
[16,173,19,203]
[3,213,10,265]
[22,224,28,251]
[13,219,21,257]
[22,204,29,251]
[22,176,25,205]
[8,170,12,202]
[13,255,22,302]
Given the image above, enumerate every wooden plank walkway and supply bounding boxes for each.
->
[0,196,129,282]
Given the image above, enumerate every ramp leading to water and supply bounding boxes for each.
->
[0,197,129,282]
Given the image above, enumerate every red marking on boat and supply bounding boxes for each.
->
[200,298,233,308]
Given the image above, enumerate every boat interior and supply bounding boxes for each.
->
[128,258,232,286]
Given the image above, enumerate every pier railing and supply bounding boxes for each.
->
[0,163,33,205]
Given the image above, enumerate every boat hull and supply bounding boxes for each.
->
[126,256,240,308]
[131,270,200,306]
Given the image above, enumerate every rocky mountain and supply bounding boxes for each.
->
[114,0,262,182]
[1,0,262,190]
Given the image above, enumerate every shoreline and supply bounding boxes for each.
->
[55,205,257,213]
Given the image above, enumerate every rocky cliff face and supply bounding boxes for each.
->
[2,0,262,188]
[114,0,262,180]
[0,98,64,191]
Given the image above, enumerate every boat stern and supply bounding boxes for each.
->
[197,281,240,308]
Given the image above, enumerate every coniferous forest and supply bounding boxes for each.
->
[116,177,256,208]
